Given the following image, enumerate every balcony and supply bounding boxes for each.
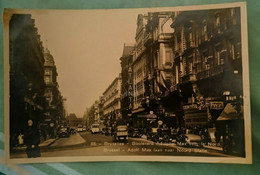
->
[158,33,173,42]
[162,62,173,70]
[181,73,197,83]
[197,64,224,80]
[143,33,152,45]
[186,39,197,48]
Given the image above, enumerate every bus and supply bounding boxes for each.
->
[91,123,100,134]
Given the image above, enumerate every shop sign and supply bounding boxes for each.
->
[210,101,224,110]
[128,72,133,110]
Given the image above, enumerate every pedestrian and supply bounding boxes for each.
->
[214,129,221,146]
[202,128,210,145]
[18,132,24,146]
[24,120,41,158]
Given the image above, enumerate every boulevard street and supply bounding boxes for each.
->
[11,131,230,158]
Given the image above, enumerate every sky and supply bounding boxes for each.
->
[30,8,173,118]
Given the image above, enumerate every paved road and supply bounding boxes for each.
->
[10,131,231,158]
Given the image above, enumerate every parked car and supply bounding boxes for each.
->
[105,127,112,136]
[112,125,128,142]
[147,127,158,141]
[157,128,172,143]
[101,127,106,135]
[70,128,76,135]
[58,127,70,138]
[131,128,142,138]
[176,134,202,147]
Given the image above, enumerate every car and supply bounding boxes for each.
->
[131,128,142,138]
[58,127,70,138]
[77,126,83,132]
[101,127,106,135]
[176,134,202,147]
[147,127,158,141]
[112,125,128,142]
[105,127,112,136]
[82,126,87,132]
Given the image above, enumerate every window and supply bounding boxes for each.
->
[45,76,51,83]
[202,20,208,41]
[215,14,220,27]
[231,8,235,17]
[45,69,51,75]
[188,27,193,42]
[137,67,142,78]
[165,50,172,65]
[215,44,221,65]
[230,42,235,60]
[188,55,193,74]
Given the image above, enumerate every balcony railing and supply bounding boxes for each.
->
[143,33,152,45]
[180,73,197,83]
[158,33,173,42]
[197,64,224,80]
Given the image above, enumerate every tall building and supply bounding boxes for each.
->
[143,12,176,125]
[102,75,122,126]
[170,8,242,128]
[9,14,45,147]
[131,14,148,118]
[43,48,65,130]
[131,12,175,128]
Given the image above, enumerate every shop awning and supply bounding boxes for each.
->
[132,108,145,114]
[217,103,239,121]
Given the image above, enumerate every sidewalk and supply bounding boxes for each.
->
[50,133,85,147]
[11,138,58,152]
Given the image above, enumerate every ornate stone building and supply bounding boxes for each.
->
[170,8,242,128]
[43,48,65,130]
[9,14,45,147]
[102,75,122,126]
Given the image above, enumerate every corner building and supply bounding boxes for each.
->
[9,14,45,148]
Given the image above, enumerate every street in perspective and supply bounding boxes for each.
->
[8,6,246,159]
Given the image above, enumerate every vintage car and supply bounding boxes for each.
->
[147,127,159,141]
[130,128,142,138]
[58,127,70,138]
[77,124,83,132]
[112,125,128,142]
[105,127,112,136]
[176,134,202,147]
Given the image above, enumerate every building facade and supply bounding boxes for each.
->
[43,48,65,137]
[102,76,122,126]
[130,12,176,128]
[9,14,46,148]
[170,8,242,127]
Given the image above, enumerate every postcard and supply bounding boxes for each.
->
[3,2,251,164]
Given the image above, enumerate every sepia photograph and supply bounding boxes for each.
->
[3,2,251,164]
